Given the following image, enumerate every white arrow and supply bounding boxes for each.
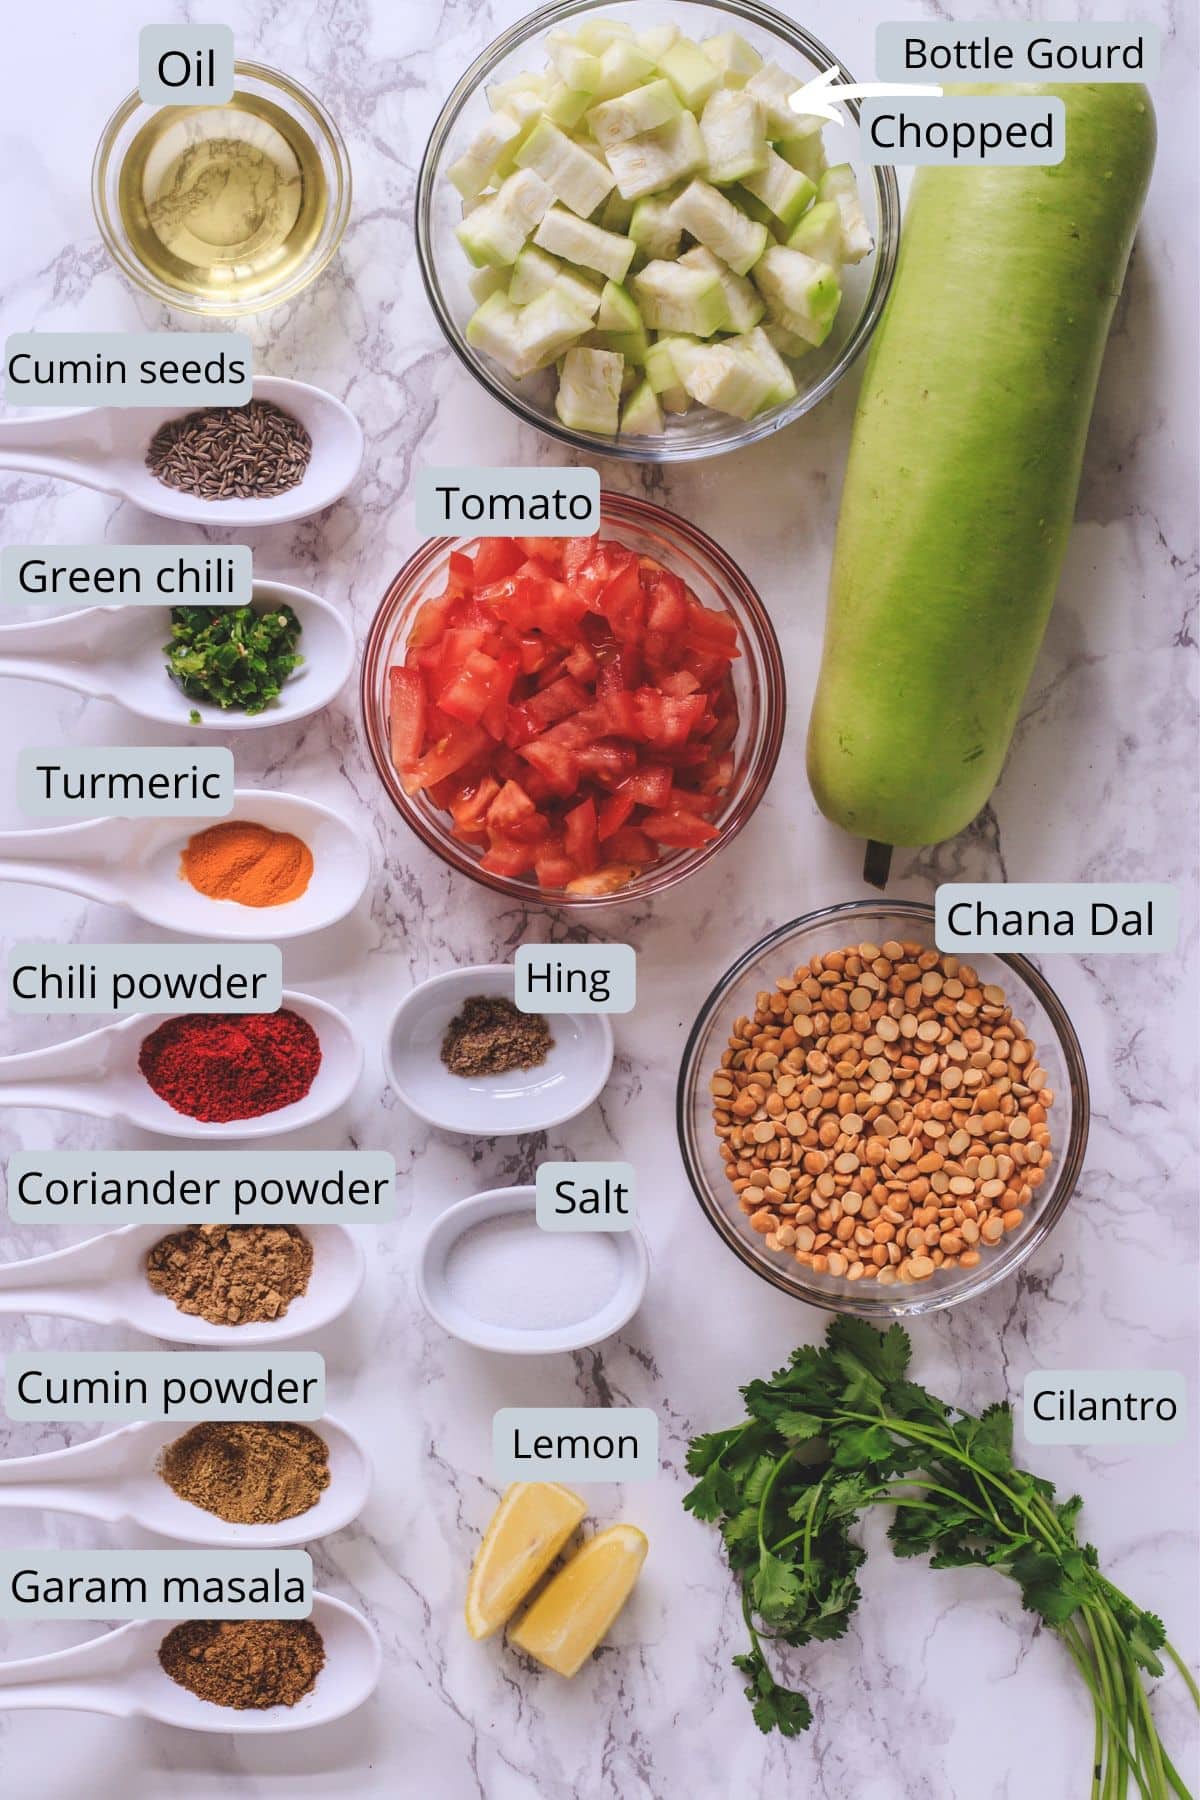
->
[790,65,944,128]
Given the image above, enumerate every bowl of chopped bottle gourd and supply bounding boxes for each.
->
[415,0,900,460]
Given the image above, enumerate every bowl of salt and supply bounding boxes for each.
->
[416,1185,648,1354]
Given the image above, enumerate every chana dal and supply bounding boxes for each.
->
[709,941,1054,1286]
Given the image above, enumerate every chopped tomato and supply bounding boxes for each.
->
[486,779,550,845]
[605,825,657,864]
[566,864,641,896]
[388,531,743,892]
[564,796,599,873]
[577,742,637,788]
[632,689,708,748]
[516,536,565,569]
[518,738,580,796]
[517,633,550,676]
[660,669,701,698]
[644,565,688,633]
[439,648,503,726]
[506,674,589,745]
[641,810,721,848]
[481,836,537,878]
[697,750,735,794]
[480,650,519,741]
[388,667,425,770]
[450,774,501,841]
[685,596,740,657]
[561,536,599,581]
[598,689,639,738]
[620,764,672,808]
[473,538,524,583]
[599,561,645,642]
[408,591,455,650]
[399,722,489,797]
[534,840,578,888]
[597,789,637,840]
[565,641,599,683]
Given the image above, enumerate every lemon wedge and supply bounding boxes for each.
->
[465,1482,587,1641]
[508,1522,648,1677]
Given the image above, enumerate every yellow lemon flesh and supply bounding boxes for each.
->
[508,1523,648,1677]
[465,1482,587,1641]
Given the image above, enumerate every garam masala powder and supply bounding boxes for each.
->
[158,1619,325,1710]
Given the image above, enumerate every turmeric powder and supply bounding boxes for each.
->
[180,819,313,907]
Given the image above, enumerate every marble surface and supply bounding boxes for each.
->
[0,1,1197,1796]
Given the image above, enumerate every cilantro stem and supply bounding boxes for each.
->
[1084,1601,1136,1800]
[755,1451,795,1557]
[1060,1615,1115,1799]
[855,1410,1046,1520]
[1161,1641,1200,1713]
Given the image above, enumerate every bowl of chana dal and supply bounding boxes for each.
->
[676,901,1089,1317]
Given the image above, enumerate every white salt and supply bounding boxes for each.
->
[444,1213,622,1331]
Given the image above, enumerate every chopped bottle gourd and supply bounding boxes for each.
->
[449,16,871,433]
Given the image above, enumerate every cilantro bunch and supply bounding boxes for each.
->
[164,605,303,715]
[685,1319,1197,1796]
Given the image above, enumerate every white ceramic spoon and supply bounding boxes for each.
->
[0,1221,363,1345]
[0,990,362,1139]
[0,581,353,731]
[0,1593,380,1732]
[0,377,363,526]
[0,1415,370,1546]
[0,790,371,941]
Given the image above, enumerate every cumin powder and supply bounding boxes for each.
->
[160,1421,331,1524]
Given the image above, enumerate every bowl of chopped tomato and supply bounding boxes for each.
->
[361,492,784,904]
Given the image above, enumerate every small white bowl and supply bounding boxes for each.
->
[383,964,613,1136]
[417,1185,648,1354]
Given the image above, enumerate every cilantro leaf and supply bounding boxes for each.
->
[733,1650,813,1737]
[753,1549,804,1624]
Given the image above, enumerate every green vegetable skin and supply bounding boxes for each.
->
[807,83,1156,850]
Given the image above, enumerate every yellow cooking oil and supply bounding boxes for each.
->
[117,92,328,305]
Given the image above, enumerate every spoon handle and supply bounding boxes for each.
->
[0,1082,112,1115]
[0,1027,120,1116]
[0,818,129,905]
[0,1287,119,1323]
[0,656,110,699]
[0,855,124,907]
[0,1678,127,1713]
[0,1616,140,1712]
[0,412,119,495]
[0,1482,121,1522]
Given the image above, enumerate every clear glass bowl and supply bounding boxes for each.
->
[360,491,785,908]
[415,0,900,460]
[677,901,1090,1317]
[92,62,351,317]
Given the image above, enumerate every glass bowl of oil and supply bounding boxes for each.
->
[92,62,351,317]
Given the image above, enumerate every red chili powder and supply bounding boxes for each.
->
[138,1010,322,1123]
